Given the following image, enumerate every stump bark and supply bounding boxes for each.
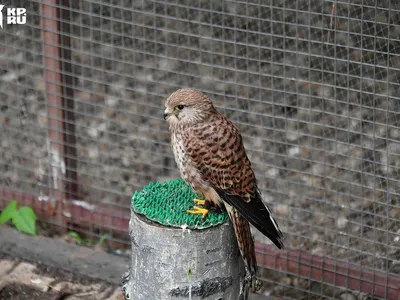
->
[122,210,242,300]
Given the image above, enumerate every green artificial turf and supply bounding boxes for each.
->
[131,178,229,229]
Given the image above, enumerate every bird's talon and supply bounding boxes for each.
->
[186,206,209,219]
[193,198,206,205]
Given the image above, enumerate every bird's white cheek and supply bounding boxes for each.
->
[167,115,179,126]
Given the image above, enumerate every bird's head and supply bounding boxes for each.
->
[164,88,216,126]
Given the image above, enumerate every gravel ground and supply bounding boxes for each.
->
[0,225,124,299]
[0,257,122,300]
[0,0,399,298]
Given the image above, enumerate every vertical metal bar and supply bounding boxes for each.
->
[41,0,77,231]
[59,0,78,200]
[41,0,64,229]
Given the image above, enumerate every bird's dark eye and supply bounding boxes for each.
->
[177,105,184,110]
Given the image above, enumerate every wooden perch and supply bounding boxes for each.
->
[122,210,242,299]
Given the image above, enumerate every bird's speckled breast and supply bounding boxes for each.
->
[171,131,205,192]
[171,132,187,176]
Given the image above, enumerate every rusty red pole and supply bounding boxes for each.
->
[40,0,77,230]
[58,0,78,200]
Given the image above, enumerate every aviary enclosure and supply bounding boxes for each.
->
[0,0,399,298]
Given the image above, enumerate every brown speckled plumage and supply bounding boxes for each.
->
[164,88,284,297]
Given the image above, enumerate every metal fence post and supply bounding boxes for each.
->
[40,0,77,230]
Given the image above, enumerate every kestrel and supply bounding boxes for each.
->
[164,88,284,299]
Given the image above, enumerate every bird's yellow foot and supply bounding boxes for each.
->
[187,199,209,219]
[193,198,206,205]
[186,206,209,219]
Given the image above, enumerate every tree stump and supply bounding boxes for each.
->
[121,179,242,300]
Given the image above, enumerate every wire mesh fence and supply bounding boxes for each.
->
[0,0,399,299]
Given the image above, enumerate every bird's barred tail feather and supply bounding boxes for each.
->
[226,204,257,274]
[225,204,262,298]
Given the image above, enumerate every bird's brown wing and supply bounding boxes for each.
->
[183,115,284,249]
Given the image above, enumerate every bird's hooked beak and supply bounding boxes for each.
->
[163,107,173,120]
